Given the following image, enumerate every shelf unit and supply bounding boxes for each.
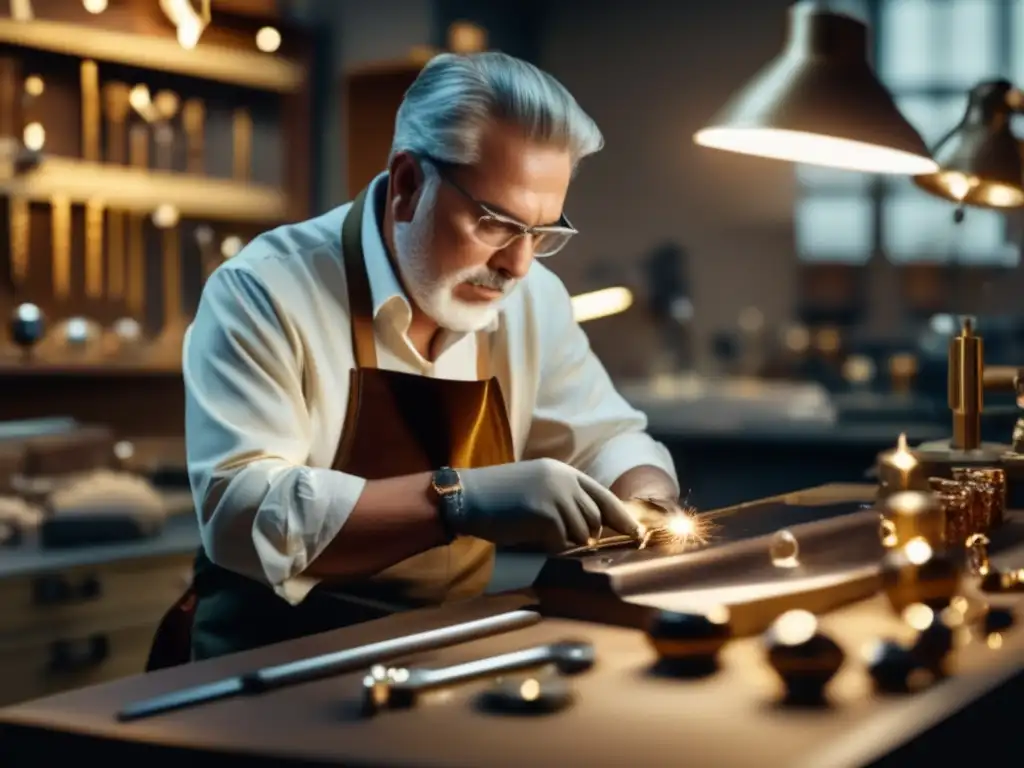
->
[0,17,303,92]
[1,155,289,223]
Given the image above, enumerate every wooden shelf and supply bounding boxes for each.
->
[0,359,182,377]
[0,18,303,93]
[0,155,289,223]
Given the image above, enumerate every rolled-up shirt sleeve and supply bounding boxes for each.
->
[522,271,680,494]
[184,265,365,603]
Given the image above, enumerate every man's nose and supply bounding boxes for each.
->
[490,236,534,280]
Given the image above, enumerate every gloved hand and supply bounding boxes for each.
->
[453,458,641,552]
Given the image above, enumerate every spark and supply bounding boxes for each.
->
[563,500,716,557]
[632,501,715,552]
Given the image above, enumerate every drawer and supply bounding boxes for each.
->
[0,556,192,642]
[0,621,157,708]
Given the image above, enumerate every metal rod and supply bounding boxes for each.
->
[413,642,583,688]
[363,640,593,714]
[949,316,983,451]
[117,609,540,722]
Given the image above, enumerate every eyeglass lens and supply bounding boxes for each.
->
[472,217,573,257]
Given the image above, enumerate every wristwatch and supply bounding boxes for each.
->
[431,466,464,543]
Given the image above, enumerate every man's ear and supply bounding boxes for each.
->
[388,152,425,223]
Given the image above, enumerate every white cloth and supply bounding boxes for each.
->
[184,173,679,604]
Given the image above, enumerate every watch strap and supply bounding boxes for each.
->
[432,466,463,543]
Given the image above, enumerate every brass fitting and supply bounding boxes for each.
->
[948,317,983,451]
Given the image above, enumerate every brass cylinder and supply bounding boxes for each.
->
[982,366,1021,393]
[948,317,983,451]
[882,491,946,549]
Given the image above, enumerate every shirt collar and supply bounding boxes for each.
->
[357,172,499,335]
[360,172,408,322]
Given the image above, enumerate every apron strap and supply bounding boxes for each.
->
[341,188,377,369]
[342,184,495,383]
[476,329,491,380]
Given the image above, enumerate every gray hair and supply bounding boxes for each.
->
[390,52,604,170]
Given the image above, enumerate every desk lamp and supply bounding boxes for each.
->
[912,80,1024,216]
[694,1,936,175]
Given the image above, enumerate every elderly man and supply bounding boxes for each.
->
[156,51,679,663]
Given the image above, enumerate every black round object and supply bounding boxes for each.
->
[910,617,954,673]
[647,608,732,658]
[547,641,596,675]
[476,677,574,716]
[863,639,917,693]
[647,608,732,677]
[979,607,1015,636]
[763,611,845,705]
[979,569,1012,593]
[10,304,45,351]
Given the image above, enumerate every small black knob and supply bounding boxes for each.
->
[906,606,954,674]
[647,606,732,677]
[549,641,596,675]
[763,610,844,705]
[977,606,1015,637]
[476,676,574,716]
[862,639,918,694]
[10,303,45,353]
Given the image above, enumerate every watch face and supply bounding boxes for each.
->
[434,467,461,495]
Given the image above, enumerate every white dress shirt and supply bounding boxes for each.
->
[183,173,679,604]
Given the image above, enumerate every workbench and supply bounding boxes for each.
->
[0,497,197,707]
[1,484,1022,767]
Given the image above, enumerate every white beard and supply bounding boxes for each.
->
[393,179,517,333]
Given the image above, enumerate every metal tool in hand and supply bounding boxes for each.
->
[562,498,701,557]
[361,640,594,715]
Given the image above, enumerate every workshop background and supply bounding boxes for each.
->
[2,0,1023,707]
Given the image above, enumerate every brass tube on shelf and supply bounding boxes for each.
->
[84,198,104,299]
[50,194,71,301]
[80,60,100,162]
[103,81,130,300]
[107,208,125,299]
[8,196,29,287]
[162,225,181,330]
[949,317,983,451]
[0,56,18,139]
[102,81,130,164]
[232,107,252,182]
[183,98,205,174]
[126,122,148,317]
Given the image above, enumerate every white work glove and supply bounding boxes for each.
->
[452,458,641,552]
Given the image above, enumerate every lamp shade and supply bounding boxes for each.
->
[913,80,1024,209]
[694,2,936,175]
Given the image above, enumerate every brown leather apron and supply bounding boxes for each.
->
[146,187,515,669]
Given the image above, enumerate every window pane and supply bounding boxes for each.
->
[795,164,871,191]
[796,195,873,263]
[882,193,1016,265]
[935,0,1001,87]
[893,94,968,148]
[878,0,936,88]
[1013,0,1024,84]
